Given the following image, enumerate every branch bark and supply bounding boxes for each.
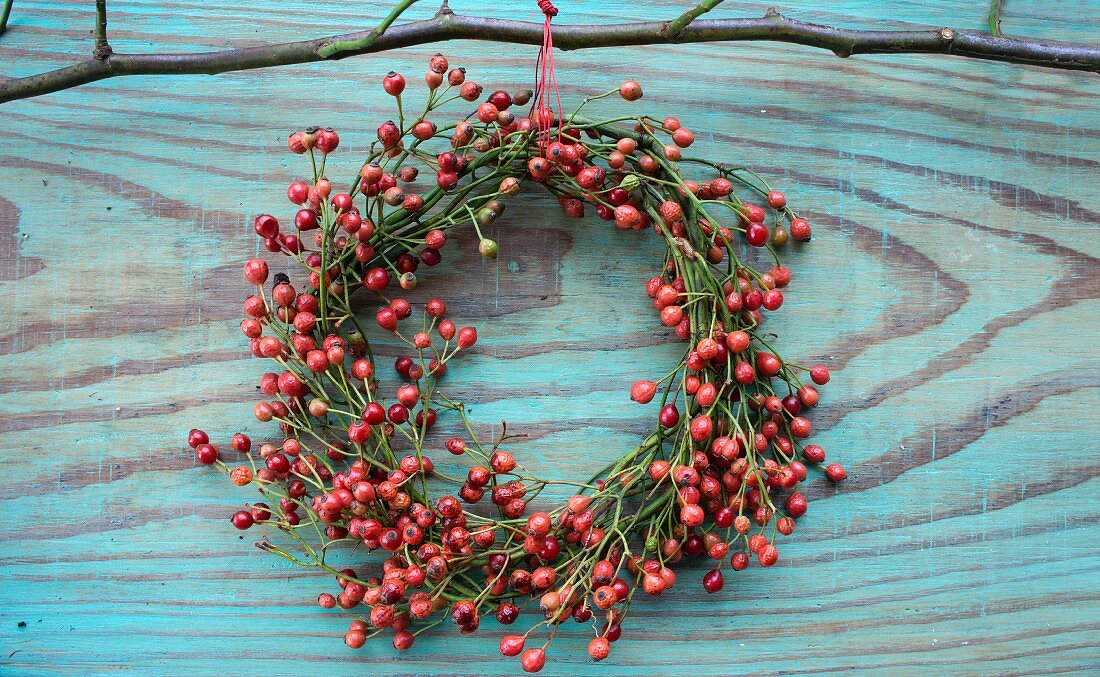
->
[2,7,1098,105]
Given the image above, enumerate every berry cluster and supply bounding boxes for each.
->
[190,55,843,671]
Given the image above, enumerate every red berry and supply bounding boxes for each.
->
[730,551,749,571]
[658,404,680,428]
[499,634,525,656]
[344,630,365,649]
[277,371,307,397]
[613,204,643,229]
[789,416,811,438]
[785,492,807,517]
[826,463,847,482]
[363,402,386,425]
[242,258,268,286]
[287,181,308,204]
[377,120,401,147]
[696,382,718,407]
[741,203,766,223]
[230,510,254,530]
[689,415,713,442]
[195,443,218,465]
[810,364,831,384]
[393,630,414,651]
[476,102,499,123]
[488,89,512,110]
[315,128,339,154]
[460,81,483,101]
[745,222,769,247]
[396,384,420,407]
[230,433,251,452]
[520,648,546,673]
[305,349,328,372]
[748,534,768,554]
[253,214,279,239]
[726,330,750,353]
[680,504,704,528]
[790,217,812,241]
[630,380,657,404]
[364,267,389,292]
[803,444,826,463]
[660,305,683,327]
[758,544,779,566]
[287,131,311,154]
[702,569,724,593]
[756,352,782,377]
[619,80,643,101]
[387,403,409,425]
[266,453,290,474]
[767,190,786,208]
[294,208,318,231]
[382,71,406,96]
[762,289,783,311]
[588,637,610,661]
[672,128,694,148]
[782,395,802,415]
[456,327,477,349]
[375,307,398,332]
[187,429,209,449]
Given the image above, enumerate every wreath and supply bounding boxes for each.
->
[187,51,844,672]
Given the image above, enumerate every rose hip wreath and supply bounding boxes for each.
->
[188,54,844,672]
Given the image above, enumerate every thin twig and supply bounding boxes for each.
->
[0,0,13,36]
[2,8,1098,105]
[662,0,724,38]
[316,0,418,59]
[988,0,1004,37]
[93,0,111,59]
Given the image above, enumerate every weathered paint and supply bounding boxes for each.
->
[0,1,1098,675]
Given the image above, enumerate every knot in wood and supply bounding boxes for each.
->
[673,237,699,260]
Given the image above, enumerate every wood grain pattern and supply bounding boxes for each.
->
[1,1,1099,675]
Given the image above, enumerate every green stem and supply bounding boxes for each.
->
[0,0,12,36]
[663,0,725,38]
[93,0,111,59]
[988,0,1004,37]
[317,0,419,59]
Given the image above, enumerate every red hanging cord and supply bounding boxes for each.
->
[532,0,562,154]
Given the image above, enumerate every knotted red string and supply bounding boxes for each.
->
[531,0,562,154]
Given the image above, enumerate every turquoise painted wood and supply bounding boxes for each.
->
[1,1,1099,674]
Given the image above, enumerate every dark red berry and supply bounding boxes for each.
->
[231,510,254,530]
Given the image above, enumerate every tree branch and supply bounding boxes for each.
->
[2,8,1098,105]
[988,0,1004,38]
[0,0,13,37]
[93,0,112,60]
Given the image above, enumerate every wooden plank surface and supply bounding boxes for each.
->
[1,1,1099,674]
